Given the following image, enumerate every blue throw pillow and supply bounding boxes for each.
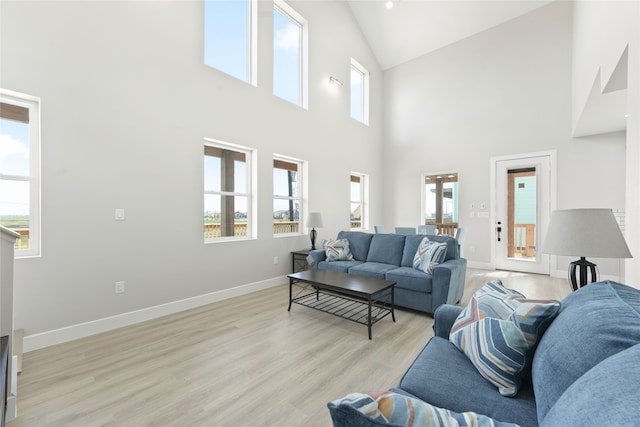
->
[327,391,520,427]
[449,280,560,397]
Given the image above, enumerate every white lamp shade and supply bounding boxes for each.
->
[541,208,632,258]
[307,212,323,228]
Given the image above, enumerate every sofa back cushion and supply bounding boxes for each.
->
[337,231,374,262]
[367,234,405,266]
[540,343,640,426]
[532,281,640,422]
[401,234,459,267]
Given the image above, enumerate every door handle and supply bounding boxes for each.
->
[496,221,502,242]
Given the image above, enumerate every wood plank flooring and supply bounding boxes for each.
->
[12,269,570,427]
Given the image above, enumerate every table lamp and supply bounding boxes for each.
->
[307,212,323,250]
[541,208,632,291]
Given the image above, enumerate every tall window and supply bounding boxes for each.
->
[350,58,369,125]
[0,90,41,257]
[350,172,368,230]
[204,0,257,85]
[273,156,304,235]
[204,140,254,241]
[423,173,458,235]
[273,0,308,108]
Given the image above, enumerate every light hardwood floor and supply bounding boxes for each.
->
[13,269,571,427]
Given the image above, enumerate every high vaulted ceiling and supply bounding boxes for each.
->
[347,0,555,70]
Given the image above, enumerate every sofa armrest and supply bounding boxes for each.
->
[307,249,326,269]
[431,258,467,309]
[433,304,464,338]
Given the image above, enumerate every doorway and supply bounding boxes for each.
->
[492,152,555,275]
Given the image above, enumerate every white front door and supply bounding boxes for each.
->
[492,153,553,274]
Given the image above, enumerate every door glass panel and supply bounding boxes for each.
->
[508,168,536,259]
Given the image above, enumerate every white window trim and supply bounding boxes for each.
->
[204,138,257,243]
[0,89,41,258]
[273,154,307,237]
[350,171,369,231]
[421,171,458,226]
[273,0,308,109]
[248,0,258,86]
[350,58,370,125]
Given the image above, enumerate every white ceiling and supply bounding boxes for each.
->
[347,0,556,70]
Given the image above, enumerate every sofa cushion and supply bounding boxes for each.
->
[449,280,560,397]
[401,234,458,267]
[317,260,363,273]
[327,390,520,427]
[398,337,538,427]
[323,238,354,261]
[385,267,432,293]
[349,262,398,280]
[532,281,640,421]
[412,237,447,274]
[337,231,374,262]
[366,234,405,266]
[540,343,640,427]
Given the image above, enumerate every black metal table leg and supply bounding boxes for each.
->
[288,278,293,311]
[368,296,372,340]
[391,286,396,322]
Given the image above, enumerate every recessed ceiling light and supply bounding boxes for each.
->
[385,1,393,9]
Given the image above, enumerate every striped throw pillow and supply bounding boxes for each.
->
[328,391,520,427]
[449,280,560,397]
[412,237,447,274]
[323,238,354,262]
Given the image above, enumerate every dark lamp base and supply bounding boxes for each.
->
[568,257,598,291]
[310,228,317,250]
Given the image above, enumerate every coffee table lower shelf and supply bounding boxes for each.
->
[287,275,395,339]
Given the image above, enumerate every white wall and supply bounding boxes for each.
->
[382,1,627,276]
[572,0,640,288]
[0,0,384,343]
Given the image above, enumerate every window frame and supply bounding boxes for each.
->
[203,0,258,86]
[421,172,459,227]
[273,154,306,237]
[0,89,41,258]
[203,138,256,243]
[350,58,370,125]
[272,0,308,109]
[350,172,368,231]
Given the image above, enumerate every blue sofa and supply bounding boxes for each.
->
[308,231,467,314]
[359,281,640,426]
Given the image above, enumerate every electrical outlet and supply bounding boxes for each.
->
[469,246,476,253]
[115,208,125,220]
[115,281,125,294]
[273,256,279,265]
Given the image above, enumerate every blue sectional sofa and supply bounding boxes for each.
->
[328,281,640,426]
[307,231,467,314]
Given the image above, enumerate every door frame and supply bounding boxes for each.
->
[490,150,557,273]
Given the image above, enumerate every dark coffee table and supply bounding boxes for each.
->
[287,269,396,339]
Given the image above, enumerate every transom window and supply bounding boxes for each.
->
[0,90,41,257]
[273,156,305,235]
[204,0,257,85]
[204,140,255,241]
[350,58,369,125]
[273,0,308,108]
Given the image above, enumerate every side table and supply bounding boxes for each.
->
[291,249,312,273]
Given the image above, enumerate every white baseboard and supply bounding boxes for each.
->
[24,276,286,353]
[550,269,620,283]
[466,260,494,270]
